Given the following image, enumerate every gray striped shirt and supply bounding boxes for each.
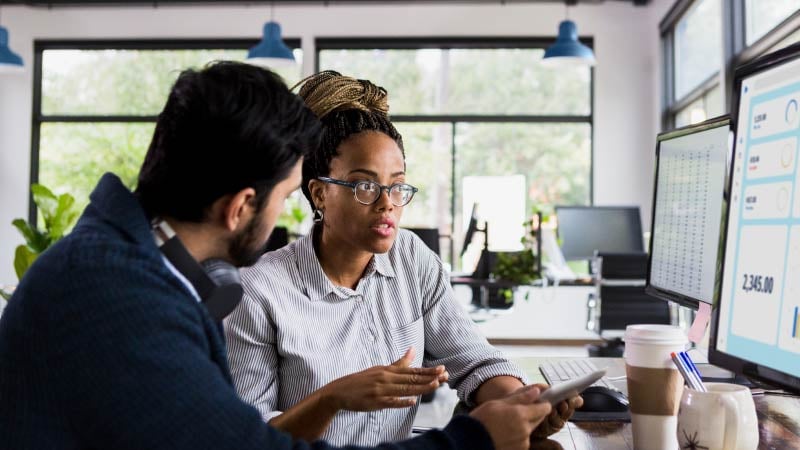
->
[224,229,528,446]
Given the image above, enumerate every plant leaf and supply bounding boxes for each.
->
[0,290,10,301]
[31,184,58,229]
[11,218,50,253]
[48,192,79,239]
[14,245,39,280]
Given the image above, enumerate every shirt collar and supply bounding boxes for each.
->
[294,231,396,302]
[161,255,201,302]
[371,251,396,278]
[295,233,339,302]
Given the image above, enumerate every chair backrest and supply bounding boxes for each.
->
[404,227,440,257]
[264,226,289,253]
[593,252,671,333]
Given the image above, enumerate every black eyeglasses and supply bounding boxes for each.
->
[317,176,419,207]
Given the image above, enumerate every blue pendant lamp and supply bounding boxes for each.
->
[0,7,24,73]
[542,19,595,67]
[246,3,296,69]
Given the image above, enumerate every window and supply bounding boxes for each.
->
[33,41,302,224]
[674,84,723,128]
[662,0,723,130]
[673,0,722,101]
[663,1,800,131]
[745,0,800,45]
[766,27,800,53]
[318,40,593,269]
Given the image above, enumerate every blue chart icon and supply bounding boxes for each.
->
[787,99,799,125]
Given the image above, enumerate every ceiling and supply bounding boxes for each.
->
[2,0,652,7]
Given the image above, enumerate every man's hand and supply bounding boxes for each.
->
[321,347,448,412]
[469,385,552,450]
[528,384,583,439]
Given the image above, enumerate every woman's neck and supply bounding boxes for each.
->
[314,227,373,290]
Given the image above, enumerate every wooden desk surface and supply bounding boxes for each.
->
[513,357,800,450]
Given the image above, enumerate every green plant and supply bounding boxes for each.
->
[11,184,81,280]
[490,206,550,303]
[276,194,309,233]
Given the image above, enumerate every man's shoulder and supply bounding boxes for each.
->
[17,222,189,315]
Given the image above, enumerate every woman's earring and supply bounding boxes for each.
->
[313,208,324,223]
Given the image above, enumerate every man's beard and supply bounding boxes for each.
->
[228,216,271,267]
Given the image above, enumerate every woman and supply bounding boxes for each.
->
[224,71,579,446]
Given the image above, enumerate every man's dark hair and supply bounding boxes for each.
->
[136,61,321,222]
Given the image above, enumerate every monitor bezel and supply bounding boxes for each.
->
[461,203,480,257]
[554,205,643,261]
[644,115,732,311]
[708,42,800,394]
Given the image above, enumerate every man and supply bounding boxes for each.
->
[0,61,553,450]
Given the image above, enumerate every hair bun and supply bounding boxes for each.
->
[296,70,389,119]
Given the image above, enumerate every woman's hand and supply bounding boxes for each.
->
[322,347,448,412]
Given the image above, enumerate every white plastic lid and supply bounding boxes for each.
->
[624,324,687,345]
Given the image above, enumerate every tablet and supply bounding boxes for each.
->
[537,369,606,405]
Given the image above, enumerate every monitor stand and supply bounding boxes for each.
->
[688,346,754,386]
[587,337,625,357]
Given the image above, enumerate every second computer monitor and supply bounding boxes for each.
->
[555,206,644,261]
[646,116,732,309]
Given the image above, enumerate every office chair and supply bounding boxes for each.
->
[402,227,442,403]
[404,227,441,257]
[586,252,671,357]
[264,226,289,253]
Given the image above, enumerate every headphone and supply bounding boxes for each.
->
[152,219,243,321]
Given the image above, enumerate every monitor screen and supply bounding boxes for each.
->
[711,43,800,393]
[555,206,644,261]
[646,116,732,310]
[461,203,480,257]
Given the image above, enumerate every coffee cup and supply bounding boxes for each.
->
[624,324,688,450]
[677,383,758,450]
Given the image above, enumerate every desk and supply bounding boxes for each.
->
[514,357,800,449]
[453,285,604,346]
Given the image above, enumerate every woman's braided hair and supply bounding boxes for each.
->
[295,70,404,209]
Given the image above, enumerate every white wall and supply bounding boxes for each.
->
[0,1,673,284]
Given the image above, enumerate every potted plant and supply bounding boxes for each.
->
[0,184,80,301]
[488,208,548,306]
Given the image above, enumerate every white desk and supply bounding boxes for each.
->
[453,284,606,346]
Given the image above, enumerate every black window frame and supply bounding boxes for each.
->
[316,37,595,265]
[30,38,301,224]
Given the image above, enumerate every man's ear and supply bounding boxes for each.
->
[308,179,325,211]
[221,187,257,232]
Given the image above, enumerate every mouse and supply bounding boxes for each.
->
[576,386,630,413]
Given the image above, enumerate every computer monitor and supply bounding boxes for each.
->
[710,42,800,394]
[555,206,644,261]
[645,116,732,310]
[461,203,487,257]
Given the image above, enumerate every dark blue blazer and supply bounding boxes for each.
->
[0,174,491,450]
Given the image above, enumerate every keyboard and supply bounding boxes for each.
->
[539,359,620,391]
